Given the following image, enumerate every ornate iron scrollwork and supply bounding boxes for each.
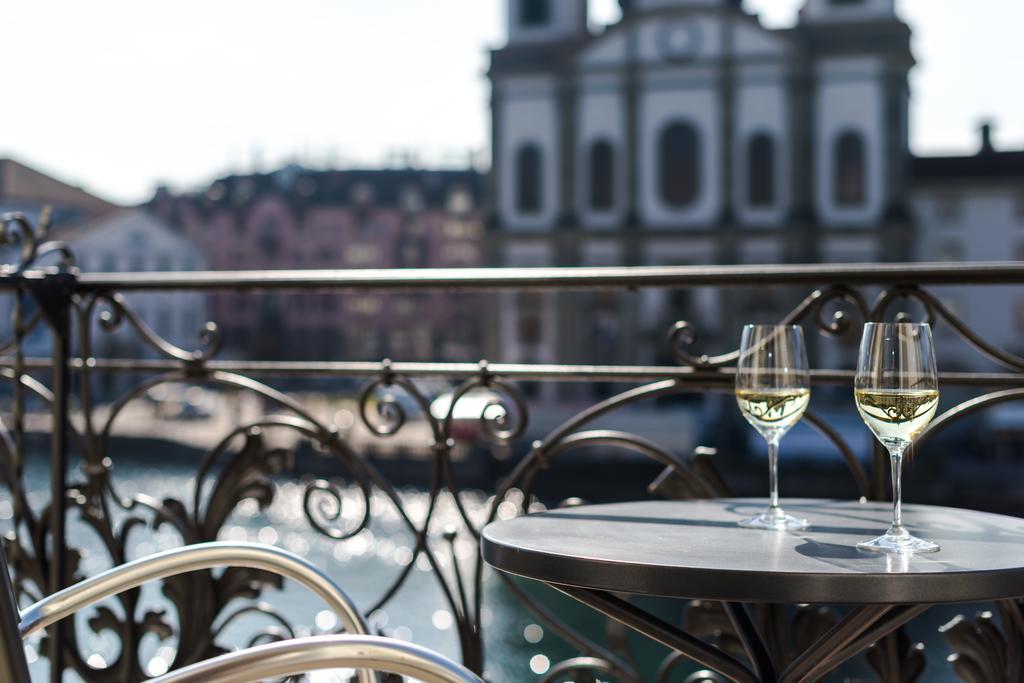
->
[5,212,1024,681]
[941,601,1024,683]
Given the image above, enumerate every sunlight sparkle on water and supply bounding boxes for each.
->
[524,623,543,643]
[315,609,338,631]
[147,656,169,677]
[432,609,453,631]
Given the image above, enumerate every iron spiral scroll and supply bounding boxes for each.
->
[3,213,1024,680]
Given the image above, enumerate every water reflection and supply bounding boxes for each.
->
[10,461,545,681]
[7,462,977,682]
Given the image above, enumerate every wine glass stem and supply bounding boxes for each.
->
[768,436,780,511]
[889,447,905,533]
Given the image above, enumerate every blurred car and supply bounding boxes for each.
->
[430,388,507,443]
[144,384,215,420]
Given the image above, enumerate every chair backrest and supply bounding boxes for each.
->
[0,545,31,683]
[151,634,483,683]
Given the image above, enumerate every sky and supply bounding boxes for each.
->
[2,0,1021,205]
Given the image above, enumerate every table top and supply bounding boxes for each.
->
[481,499,1024,605]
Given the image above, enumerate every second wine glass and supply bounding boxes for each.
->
[735,324,811,530]
[854,322,941,554]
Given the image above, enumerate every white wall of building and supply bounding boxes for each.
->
[500,240,556,363]
[506,0,586,44]
[639,82,721,228]
[576,84,628,229]
[70,210,208,357]
[640,237,720,339]
[814,57,887,227]
[577,29,628,67]
[636,14,724,64]
[734,73,790,226]
[913,187,1024,370]
[631,0,729,12]
[497,76,561,231]
[733,19,789,58]
[801,0,896,24]
[580,239,622,266]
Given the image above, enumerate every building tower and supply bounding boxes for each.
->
[795,0,915,261]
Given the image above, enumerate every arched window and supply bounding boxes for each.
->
[834,131,866,207]
[747,133,775,207]
[520,0,550,27]
[659,122,700,208]
[516,144,543,214]
[589,139,615,212]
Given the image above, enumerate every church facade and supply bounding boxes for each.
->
[487,0,1024,378]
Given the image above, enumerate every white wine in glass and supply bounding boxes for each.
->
[855,322,940,554]
[735,325,811,530]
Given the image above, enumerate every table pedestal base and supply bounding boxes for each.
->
[554,585,930,683]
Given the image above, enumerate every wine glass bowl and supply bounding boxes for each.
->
[855,322,940,554]
[735,324,811,531]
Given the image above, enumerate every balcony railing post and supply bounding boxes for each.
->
[30,271,76,683]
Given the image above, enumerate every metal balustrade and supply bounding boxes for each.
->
[2,211,1022,682]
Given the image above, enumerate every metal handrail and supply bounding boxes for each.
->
[6,358,1024,387]
[19,542,375,683]
[5,261,1024,292]
[150,635,483,683]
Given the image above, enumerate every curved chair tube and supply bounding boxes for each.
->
[18,542,374,683]
[150,635,484,683]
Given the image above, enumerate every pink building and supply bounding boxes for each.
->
[148,166,485,361]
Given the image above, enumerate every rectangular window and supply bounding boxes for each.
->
[444,220,481,239]
[516,145,543,214]
[517,292,543,344]
[444,243,478,264]
[347,296,382,315]
[935,195,962,225]
[388,331,408,358]
[413,326,433,358]
[835,132,866,207]
[347,244,380,266]
[936,241,963,262]
[520,0,550,27]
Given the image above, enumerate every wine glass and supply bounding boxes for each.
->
[735,324,811,530]
[855,322,940,554]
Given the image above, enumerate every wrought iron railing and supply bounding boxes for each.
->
[2,211,1024,682]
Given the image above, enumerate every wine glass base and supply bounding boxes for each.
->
[857,531,940,555]
[738,509,809,531]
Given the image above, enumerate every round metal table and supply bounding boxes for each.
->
[482,498,1024,683]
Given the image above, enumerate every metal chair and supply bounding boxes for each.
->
[1,541,481,683]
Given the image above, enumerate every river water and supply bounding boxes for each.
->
[7,460,976,682]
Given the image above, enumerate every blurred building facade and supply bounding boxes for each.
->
[488,0,1024,374]
[0,158,120,358]
[61,209,208,365]
[149,166,485,361]
[0,158,115,230]
[911,127,1024,365]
